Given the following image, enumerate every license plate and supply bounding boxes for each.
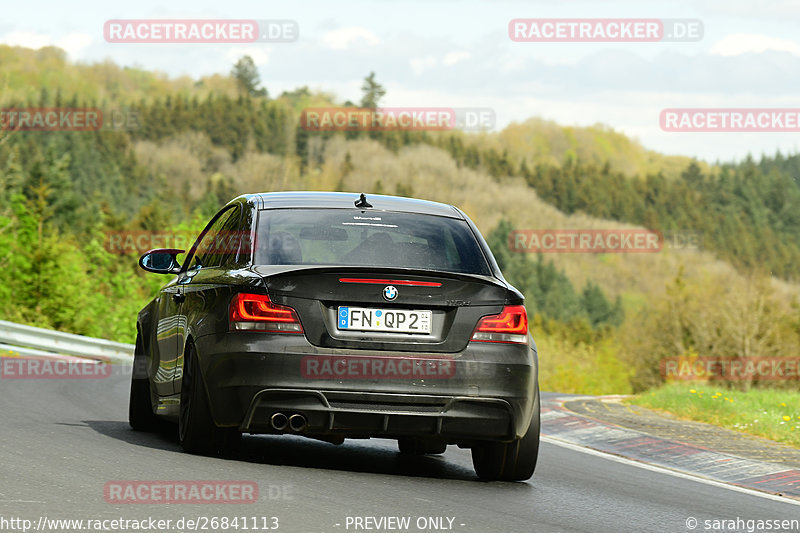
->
[337,307,432,334]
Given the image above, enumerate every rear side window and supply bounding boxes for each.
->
[187,206,241,270]
[254,209,491,276]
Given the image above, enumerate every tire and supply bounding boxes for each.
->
[471,387,540,481]
[129,333,159,431]
[178,343,238,455]
[398,438,447,455]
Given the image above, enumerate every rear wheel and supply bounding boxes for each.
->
[179,343,239,455]
[471,387,540,481]
[398,438,447,455]
[129,333,159,431]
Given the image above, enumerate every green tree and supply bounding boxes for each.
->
[231,56,267,98]
[581,281,624,328]
[360,71,386,109]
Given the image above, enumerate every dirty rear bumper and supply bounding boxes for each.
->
[193,331,538,442]
[240,389,518,441]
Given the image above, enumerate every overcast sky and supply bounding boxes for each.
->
[2,0,799,163]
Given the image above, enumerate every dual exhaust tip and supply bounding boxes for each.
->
[270,412,307,433]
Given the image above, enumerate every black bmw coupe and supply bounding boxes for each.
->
[130,191,539,481]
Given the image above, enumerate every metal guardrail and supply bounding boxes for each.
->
[0,320,134,362]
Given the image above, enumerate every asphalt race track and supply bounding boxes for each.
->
[0,367,797,533]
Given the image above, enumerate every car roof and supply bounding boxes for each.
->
[238,191,464,219]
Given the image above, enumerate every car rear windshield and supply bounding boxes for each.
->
[254,208,492,276]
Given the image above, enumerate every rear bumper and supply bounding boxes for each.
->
[192,331,537,442]
[241,389,517,441]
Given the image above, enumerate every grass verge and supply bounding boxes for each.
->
[628,383,800,448]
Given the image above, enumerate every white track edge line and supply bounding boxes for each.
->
[541,435,800,507]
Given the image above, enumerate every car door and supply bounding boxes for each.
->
[172,204,244,392]
[152,274,185,397]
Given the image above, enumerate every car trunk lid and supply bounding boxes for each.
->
[253,265,511,353]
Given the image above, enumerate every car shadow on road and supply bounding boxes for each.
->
[232,433,480,482]
[84,420,535,487]
[85,419,182,452]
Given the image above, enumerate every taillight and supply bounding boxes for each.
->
[229,293,303,333]
[471,305,529,344]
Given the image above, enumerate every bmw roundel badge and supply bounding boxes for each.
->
[383,285,398,301]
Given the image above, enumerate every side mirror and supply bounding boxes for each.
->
[139,248,185,274]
